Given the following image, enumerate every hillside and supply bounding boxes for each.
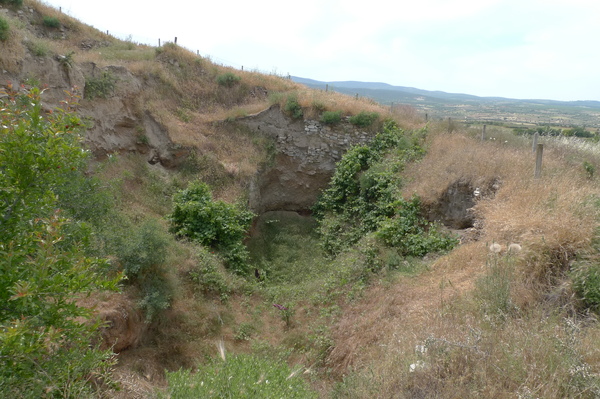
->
[3,1,600,398]
[293,76,600,128]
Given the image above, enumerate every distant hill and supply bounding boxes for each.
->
[291,77,600,128]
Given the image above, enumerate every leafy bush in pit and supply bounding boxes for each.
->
[320,110,342,125]
[168,181,254,274]
[0,16,9,41]
[349,111,379,127]
[0,85,119,397]
[216,72,241,87]
[314,121,456,257]
[163,353,317,398]
[376,196,458,256]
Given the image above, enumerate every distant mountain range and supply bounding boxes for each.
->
[291,77,600,128]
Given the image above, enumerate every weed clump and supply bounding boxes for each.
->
[571,262,600,310]
[0,17,9,41]
[349,111,379,127]
[216,72,241,87]
[284,95,303,119]
[0,0,22,6]
[42,16,60,29]
[320,110,342,125]
[84,71,117,99]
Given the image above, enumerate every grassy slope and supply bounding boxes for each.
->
[4,2,600,398]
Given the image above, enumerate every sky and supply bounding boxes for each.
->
[41,0,600,101]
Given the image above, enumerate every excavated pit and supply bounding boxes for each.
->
[425,178,500,240]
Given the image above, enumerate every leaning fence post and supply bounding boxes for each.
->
[481,124,486,141]
[535,143,544,179]
[174,37,178,44]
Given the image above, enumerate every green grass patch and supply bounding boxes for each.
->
[162,353,317,398]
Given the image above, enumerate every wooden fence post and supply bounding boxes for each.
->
[481,124,486,141]
[325,84,328,92]
[174,37,177,44]
[535,143,544,179]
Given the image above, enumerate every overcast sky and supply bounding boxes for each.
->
[42,0,599,101]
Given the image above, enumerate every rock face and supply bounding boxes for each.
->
[241,106,376,214]
[4,57,186,167]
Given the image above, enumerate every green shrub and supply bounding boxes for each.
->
[163,354,317,398]
[0,0,22,6]
[571,262,600,310]
[115,218,173,321]
[42,16,60,28]
[0,16,8,41]
[84,71,117,99]
[284,96,303,119]
[320,110,342,125]
[0,86,119,396]
[189,247,232,300]
[168,181,254,274]
[375,196,458,257]
[349,111,379,127]
[216,72,241,87]
[313,121,456,258]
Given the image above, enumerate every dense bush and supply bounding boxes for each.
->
[349,111,379,127]
[163,353,317,398]
[0,16,8,41]
[216,72,241,87]
[376,196,458,256]
[0,85,118,397]
[314,121,457,257]
[168,181,254,274]
[320,110,342,125]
